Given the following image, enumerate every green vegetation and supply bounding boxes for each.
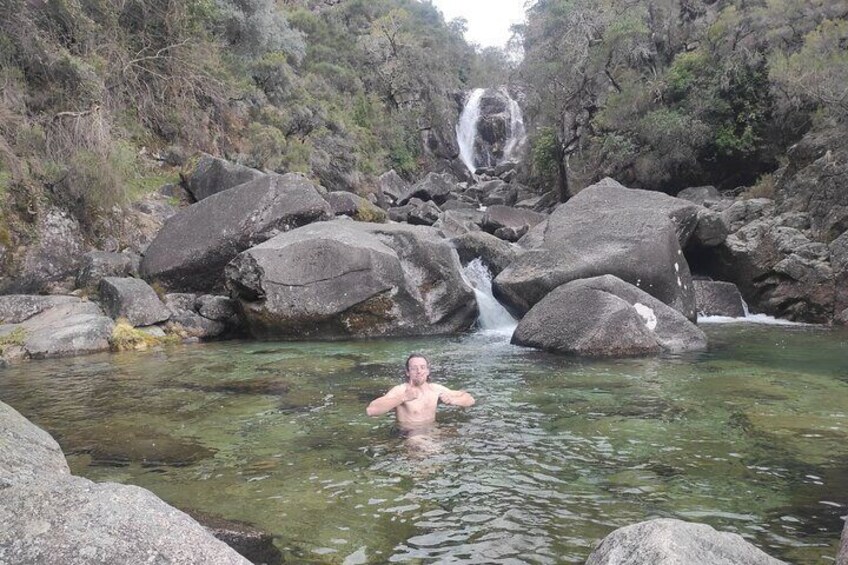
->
[0,0,487,247]
[0,327,26,355]
[517,0,848,196]
[109,319,178,352]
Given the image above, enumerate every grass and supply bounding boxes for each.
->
[109,318,179,352]
[0,327,26,355]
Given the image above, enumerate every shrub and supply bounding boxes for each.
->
[0,327,25,355]
[109,318,177,351]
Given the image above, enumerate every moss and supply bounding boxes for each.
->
[127,173,181,201]
[109,319,178,351]
[0,327,26,355]
[353,200,387,223]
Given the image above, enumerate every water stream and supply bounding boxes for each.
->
[1,322,847,563]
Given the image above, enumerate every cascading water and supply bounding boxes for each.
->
[455,87,528,175]
[462,258,517,334]
[456,88,485,175]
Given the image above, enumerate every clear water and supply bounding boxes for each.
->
[1,324,847,564]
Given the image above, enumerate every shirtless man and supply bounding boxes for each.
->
[366,354,475,429]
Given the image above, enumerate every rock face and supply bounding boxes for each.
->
[585,518,785,565]
[140,173,333,292]
[164,293,241,339]
[494,178,701,319]
[99,277,171,326]
[512,275,707,358]
[693,280,746,317]
[451,231,520,277]
[0,208,86,294]
[0,296,114,360]
[0,400,251,564]
[185,153,266,201]
[225,220,477,339]
[75,251,137,291]
[0,401,70,487]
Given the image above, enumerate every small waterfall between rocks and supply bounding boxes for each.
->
[456,87,527,175]
[462,258,516,334]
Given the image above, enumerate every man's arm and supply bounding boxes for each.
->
[366,385,416,416]
[436,385,475,407]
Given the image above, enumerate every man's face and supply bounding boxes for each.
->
[406,357,429,386]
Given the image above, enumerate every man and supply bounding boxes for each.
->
[366,353,475,429]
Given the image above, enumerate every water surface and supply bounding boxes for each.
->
[1,324,847,563]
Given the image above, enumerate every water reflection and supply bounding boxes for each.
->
[0,326,846,563]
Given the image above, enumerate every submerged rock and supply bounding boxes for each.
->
[585,518,785,565]
[512,275,706,358]
[140,173,333,293]
[187,510,283,565]
[225,220,477,339]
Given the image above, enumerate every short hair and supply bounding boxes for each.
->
[405,353,429,371]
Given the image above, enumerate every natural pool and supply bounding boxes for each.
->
[1,323,847,564]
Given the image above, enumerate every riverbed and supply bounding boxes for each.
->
[1,323,846,563]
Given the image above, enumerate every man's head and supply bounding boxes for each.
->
[405,353,430,386]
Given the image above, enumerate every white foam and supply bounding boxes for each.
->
[698,314,812,326]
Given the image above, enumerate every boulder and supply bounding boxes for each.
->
[693,280,746,317]
[493,225,528,242]
[585,519,785,565]
[163,294,236,339]
[140,173,333,292]
[0,401,70,488]
[494,178,701,319]
[481,205,546,234]
[0,475,251,565]
[677,185,721,205]
[185,153,266,201]
[838,517,848,565]
[433,209,484,237]
[377,170,409,206]
[512,275,707,358]
[323,191,387,222]
[225,220,477,339]
[689,208,728,248]
[398,172,455,206]
[0,208,86,294]
[0,297,114,360]
[451,231,520,277]
[75,251,137,291]
[0,295,79,324]
[99,277,170,327]
[467,179,518,207]
[389,198,442,226]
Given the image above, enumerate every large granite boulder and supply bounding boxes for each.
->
[75,251,137,292]
[451,231,520,277]
[225,220,477,339]
[0,208,86,294]
[377,169,410,206]
[397,172,455,206]
[494,178,701,319]
[185,153,266,202]
[512,275,707,358]
[481,205,546,235]
[433,209,485,237]
[99,277,170,327]
[467,179,518,207]
[586,519,785,565]
[323,191,387,222]
[164,293,241,339]
[140,173,333,293]
[0,296,114,360]
[0,401,70,487]
[677,185,721,206]
[389,198,442,226]
[0,475,251,565]
[693,280,746,317]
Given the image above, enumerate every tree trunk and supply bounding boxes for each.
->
[555,142,570,203]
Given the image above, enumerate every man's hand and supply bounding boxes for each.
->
[403,385,421,403]
[438,391,454,405]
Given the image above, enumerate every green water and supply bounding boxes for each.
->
[1,324,847,564]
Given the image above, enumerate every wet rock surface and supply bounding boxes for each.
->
[585,518,785,565]
[512,275,707,357]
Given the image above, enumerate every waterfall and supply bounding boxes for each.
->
[462,258,517,334]
[456,88,485,175]
[501,87,527,164]
[456,87,528,175]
